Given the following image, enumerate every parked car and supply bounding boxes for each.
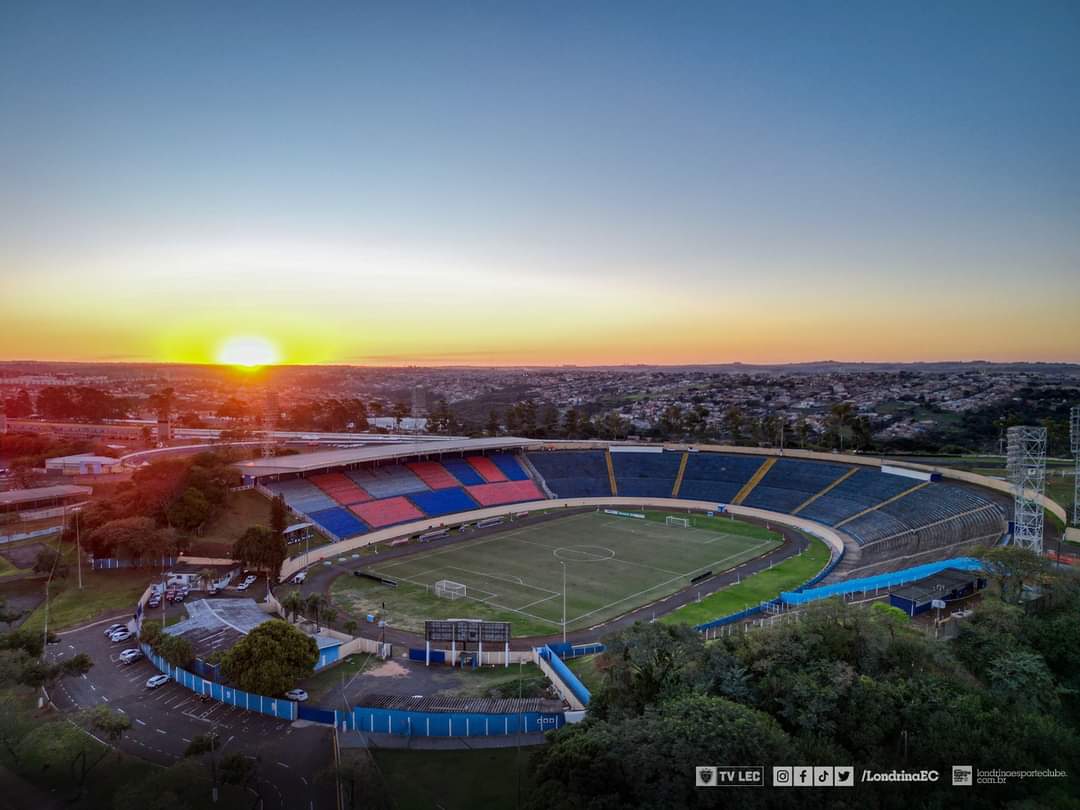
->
[147,597,161,608]
[110,629,132,643]
[208,586,218,595]
[284,689,308,702]
[236,581,250,591]
[103,623,126,637]
[291,572,307,585]
[118,649,143,665]
[146,674,170,689]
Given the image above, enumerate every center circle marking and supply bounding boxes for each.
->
[553,545,616,562]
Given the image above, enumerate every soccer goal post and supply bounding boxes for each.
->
[434,580,467,600]
[665,516,690,529]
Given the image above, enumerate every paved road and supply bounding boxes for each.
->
[282,509,808,650]
[46,619,337,810]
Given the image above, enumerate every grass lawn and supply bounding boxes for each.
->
[661,532,831,627]
[188,489,272,556]
[21,567,153,632]
[565,654,605,695]
[331,510,781,636]
[0,553,21,579]
[368,746,538,810]
[299,652,378,703]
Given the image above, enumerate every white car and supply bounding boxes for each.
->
[118,649,143,665]
[103,623,126,637]
[291,572,307,584]
[110,629,132,643]
[236,581,250,591]
[284,689,308,702]
[146,674,170,689]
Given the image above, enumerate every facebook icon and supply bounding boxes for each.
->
[793,768,813,787]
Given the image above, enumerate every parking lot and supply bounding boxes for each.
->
[47,617,336,810]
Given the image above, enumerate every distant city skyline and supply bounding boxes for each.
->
[2,2,1078,366]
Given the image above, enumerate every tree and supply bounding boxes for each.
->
[975,544,1053,604]
[321,606,338,630]
[33,546,66,578]
[147,387,176,421]
[270,493,288,538]
[220,620,318,696]
[305,593,327,631]
[344,619,359,638]
[485,409,500,437]
[157,634,194,669]
[392,401,408,432]
[167,486,210,531]
[65,706,131,799]
[562,407,580,439]
[234,525,287,582]
[281,590,305,623]
[0,598,25,630]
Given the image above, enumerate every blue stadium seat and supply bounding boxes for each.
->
[440,458,486,486]
[526,451,612,498]
[678,454,765,504]
[490,453,529,481]
[409,487,479,517]
[308,507,368,540]
[743,459,850,512]
[611,451,683,498]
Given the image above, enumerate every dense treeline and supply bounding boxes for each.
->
[75,453,241,561]
[528,556,1080,809]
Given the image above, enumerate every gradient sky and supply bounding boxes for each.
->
[2,1,1078,366]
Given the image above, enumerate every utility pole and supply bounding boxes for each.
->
[73,506,83,590]
[561,561,567,646]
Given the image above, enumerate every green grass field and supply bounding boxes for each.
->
[331,510,780,636]
[661,532,830,626]
[187,489,272,556]
[20,567,154,632]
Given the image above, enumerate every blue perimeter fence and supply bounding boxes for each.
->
[538,645,591,707]
[142,642,604,737]
[780,556,983,605]
[140,644,296,721]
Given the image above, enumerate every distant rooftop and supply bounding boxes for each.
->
[0,484,93,507]
[234,437,540,477]
[164,598,341,655]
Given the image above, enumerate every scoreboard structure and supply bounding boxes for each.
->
[422,619,512,668]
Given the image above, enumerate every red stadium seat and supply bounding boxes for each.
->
[350,497,425,528]
[310,472,372,506]
[465,456,508,483]
[406,461,459,490]
[466,481,544,507]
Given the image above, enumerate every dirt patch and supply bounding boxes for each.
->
[0,542,47,569]
[365,659,410,679]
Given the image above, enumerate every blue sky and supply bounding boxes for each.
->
[1,1,1078,364]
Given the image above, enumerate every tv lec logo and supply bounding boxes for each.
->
[696,766,763,787]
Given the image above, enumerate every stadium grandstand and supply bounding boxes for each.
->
[235,439,1019,581]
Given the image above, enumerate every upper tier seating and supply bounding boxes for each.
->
[309,472,372,506]
[489,453,529,481]
[466,480,545,507]
[611,452,684,498]
[440,459,486,486]
[526,451,613,498]
[407,461,460,490]
[743,459,850,513]
[346,466,430,499]
[800,468,920,525]
[466,456,509,483]
[350,496,424,529]
[264,479,338,514]
[308,507,368,539]
[678,454,766,504]
[409,487,478,517]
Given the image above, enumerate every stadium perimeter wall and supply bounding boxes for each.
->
[279,497,845,581]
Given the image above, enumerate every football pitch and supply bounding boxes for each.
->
[332,510,782,636]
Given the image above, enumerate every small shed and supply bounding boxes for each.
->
[889,567,986,617]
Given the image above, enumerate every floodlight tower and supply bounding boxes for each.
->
[1070,406,1080,527]
[1007,425,1048,553]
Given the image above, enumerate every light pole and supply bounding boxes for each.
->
[561,560,567,646]
[71,506,83,590]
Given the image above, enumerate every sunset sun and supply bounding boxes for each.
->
[217,336,280,368]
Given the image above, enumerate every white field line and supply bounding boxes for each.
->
[566,539,776,625]
[445,566,560,596]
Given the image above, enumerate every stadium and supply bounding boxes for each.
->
[233,437,1037,644]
